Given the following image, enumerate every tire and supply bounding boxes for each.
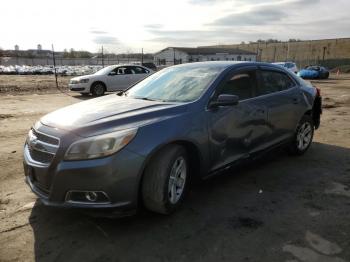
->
[91,82,105,96]
[142,145,189,214]
[288,115,314,155]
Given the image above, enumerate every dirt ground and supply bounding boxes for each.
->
[0,74,350,262]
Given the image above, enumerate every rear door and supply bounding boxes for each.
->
[207,66,269,171]
[256,66,305,147]
[129,66,150,83]
[121,66,150,88]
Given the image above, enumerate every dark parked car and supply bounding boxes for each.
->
[298,66,329,79]
[23,62,322,215]
[142,62,157,71]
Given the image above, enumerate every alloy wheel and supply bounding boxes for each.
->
[297,122,313,151]
[168,156,187,204]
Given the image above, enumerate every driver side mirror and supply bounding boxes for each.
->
[109,71,117,76]
[209,94,239,108]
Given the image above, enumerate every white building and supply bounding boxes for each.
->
[154,47,257,66]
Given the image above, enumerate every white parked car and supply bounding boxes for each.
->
[69,65,153,96]
[272,62,298,74]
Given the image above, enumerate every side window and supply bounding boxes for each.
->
[219,70,257,100]
[116,67,125,75]
[133,66,149,74]
[258,70,295,96]
[124,67,135,74]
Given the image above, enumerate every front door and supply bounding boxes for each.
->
[207,67,269,172]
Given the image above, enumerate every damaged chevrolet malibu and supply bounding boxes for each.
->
[23,62,322,215]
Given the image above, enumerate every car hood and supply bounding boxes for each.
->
[40,95,186,137]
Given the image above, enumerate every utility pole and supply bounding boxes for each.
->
[101,45,104,67]
[51,44,58,89]
[141,48,144,65]
[173,48,176,65]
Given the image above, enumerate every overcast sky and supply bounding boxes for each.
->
[1,0,349,53]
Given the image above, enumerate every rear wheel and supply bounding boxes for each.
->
[142,145,189,214]
[91,82,105,96]
[288,115,314,155]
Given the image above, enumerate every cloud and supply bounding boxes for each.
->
[90,30,108,35]
[147,28,272,46]
[188,0,227,4]
[93,35,119,45]
[144,24,163,29]
[209,7,285,26]
[208,0,321,27]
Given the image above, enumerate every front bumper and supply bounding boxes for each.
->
[69,83,90,93]
[23,144,146,213]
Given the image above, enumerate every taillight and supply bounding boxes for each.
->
[315,86,321,97]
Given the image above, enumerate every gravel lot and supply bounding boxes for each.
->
[0,74,349,262]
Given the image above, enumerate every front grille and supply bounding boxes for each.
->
[31,128,59,145]
[26,128,60,165]
[28,146,54,164]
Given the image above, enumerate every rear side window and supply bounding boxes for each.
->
[132,66,149,74]
[258,70,295,96]
[219,70,257,100]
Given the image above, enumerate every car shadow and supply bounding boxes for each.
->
[29,142,350,261]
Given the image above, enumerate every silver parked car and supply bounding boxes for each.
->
[69,65,153,96]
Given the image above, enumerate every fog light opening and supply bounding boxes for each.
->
[85,191,98,202]
[66,190,110,204]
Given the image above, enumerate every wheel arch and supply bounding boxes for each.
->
[90,81,107,93]
[136,139,203,206]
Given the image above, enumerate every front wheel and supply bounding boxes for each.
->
[142,145,189,214]
[288,115,314,155]
[91,82,105,96]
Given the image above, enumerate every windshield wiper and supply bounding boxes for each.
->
[134,97,166,102]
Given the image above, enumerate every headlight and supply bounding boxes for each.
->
[79,78,89,83]
[64,128,137,160]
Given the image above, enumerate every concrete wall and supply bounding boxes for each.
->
[205,38,350,68]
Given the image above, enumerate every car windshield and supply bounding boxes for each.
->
[94,65,116,75]
[126,65,224,102]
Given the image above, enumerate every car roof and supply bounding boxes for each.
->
[170,61,289,71]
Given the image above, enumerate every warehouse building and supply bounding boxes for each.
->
[154,47,257,66]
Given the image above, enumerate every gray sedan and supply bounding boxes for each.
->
[23,62,322,215]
